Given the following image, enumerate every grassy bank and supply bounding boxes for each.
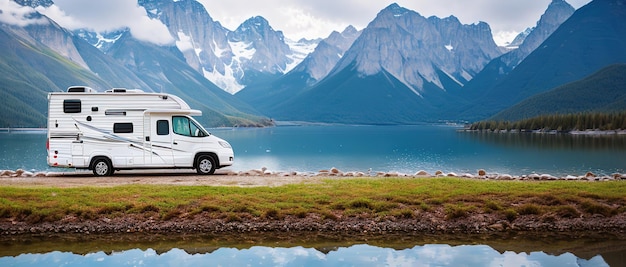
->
[1,178,624,226]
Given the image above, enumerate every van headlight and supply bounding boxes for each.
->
[218,141,232,148]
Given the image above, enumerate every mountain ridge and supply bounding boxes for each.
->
[250,3,502,124]
[457,0,626,121]
[234,25,361,114]
[0,3,272,127]
[3,0,623,127]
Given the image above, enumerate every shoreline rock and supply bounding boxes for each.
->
[2,168,625,181]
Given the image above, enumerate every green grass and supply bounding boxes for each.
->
[0,178,624,224]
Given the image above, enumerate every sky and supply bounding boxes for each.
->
[1,0,592,46]
[197,0,592,45]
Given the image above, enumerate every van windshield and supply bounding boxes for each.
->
[173,116,209,137]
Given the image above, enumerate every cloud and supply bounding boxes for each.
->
[198,0,368,40]
[198,0,591,45]
[37,0,173,45]
[9,0,591,46]
[0,0,47,26]
[273,6,349,40]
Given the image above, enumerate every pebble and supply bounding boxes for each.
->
[0,168,624,182]
[415,170,429,176]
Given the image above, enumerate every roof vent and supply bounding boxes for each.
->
[105,88,145,93]
[67,86,95,93]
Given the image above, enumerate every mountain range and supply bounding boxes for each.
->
[243,1,506,124]
[1,0,273,127]
[455,0,626,121]
[235,25,362,114]
[137,0,317,94]
[1,0,625,127]
[459,0,575,106]
[234,1,577,124]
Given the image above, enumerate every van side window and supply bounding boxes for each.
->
[63,99,81,113]
[157,120,169,135]
[173,116,207,137]
[113,123,133,133]
[173,116,190,136]
[189,120,207,137]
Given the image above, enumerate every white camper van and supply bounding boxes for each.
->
[47,86,234,176]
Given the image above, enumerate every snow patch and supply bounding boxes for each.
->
[229,41,255,61]
[285,38,317,72]
[175,31,194,52]
[213,39,227,58]
[94,32,123,50]
[203,66,244,94]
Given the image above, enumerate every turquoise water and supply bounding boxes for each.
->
[0,243,614,267]
[1,124,625,176]
[2,125,625,266]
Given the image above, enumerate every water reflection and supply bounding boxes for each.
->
[460,131,626,151]
[0,243,612,267]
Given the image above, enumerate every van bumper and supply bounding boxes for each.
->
[218,151,234,168]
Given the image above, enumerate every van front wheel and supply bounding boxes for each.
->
[92,158,113,176]
[196,155,216,175]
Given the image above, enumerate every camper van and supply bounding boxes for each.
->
[47,86,234,176]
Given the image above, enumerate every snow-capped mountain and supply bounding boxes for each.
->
[138,0,237,91]
[506,27,533,49]
[291,25,361,83]
[251,3,502,124]
[285,37,320,73]
[235,25,361,113]
[226,16,294,89]
[458,0,626,120]
[136,0,316,94]
[331,4,501,95]
[1,0,273,127]
[458,0,575,112]
[501,0,575,67]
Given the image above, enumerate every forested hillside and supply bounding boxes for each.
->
[468,112,626,132]
[490,64,626,121]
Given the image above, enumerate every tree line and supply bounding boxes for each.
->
[467,112,626,132]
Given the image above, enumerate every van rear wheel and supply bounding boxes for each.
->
[92,158,113,176]
[196,155,216,175]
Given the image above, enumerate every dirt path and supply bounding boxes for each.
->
[0,170,324,188]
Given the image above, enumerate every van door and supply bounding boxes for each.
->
[71,137,84,167]
[147,115,174,166]
[172,116,207,167]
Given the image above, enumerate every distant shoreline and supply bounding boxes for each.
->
[459,128,626,135]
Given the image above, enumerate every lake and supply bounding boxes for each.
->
[1,124,625,176]
[1,124,626,266]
